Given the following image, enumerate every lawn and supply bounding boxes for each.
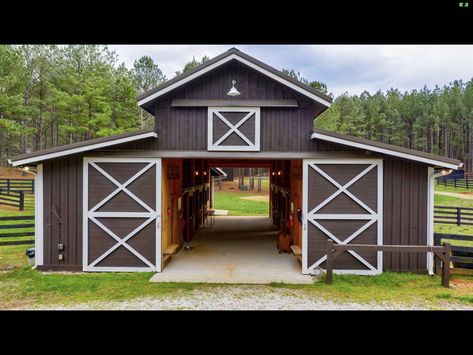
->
[0,248,472,309]
[213,191,269,216]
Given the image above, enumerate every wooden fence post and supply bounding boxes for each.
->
[19,191,24,211]
[457,207,461,226]
[442,242,451,288]
[31,179,35,193]
[325,239,334,284]
[6,179,10,193]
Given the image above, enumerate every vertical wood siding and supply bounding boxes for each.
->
[383,158,428,272]
[154,60,325,152]
[42,157,83,269]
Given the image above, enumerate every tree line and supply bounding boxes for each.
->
[1,45,472,171]
[315,81,473,171]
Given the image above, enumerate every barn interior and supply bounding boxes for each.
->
[153,158,311,283]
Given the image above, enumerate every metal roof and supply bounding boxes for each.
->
[312,128,462,170]
[137,48,333,114]
[9,128,157,166]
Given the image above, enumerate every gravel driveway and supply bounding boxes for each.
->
[30,285,473,310]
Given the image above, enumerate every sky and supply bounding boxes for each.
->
[109,45,473,97]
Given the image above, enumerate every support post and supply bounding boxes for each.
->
[325,239,334,284]
[442,242,451,288]
[19,191,24,211]
[457,207,461,226]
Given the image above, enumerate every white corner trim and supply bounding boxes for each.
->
[208,107,261,151]
[11,132,158,167]
[427,167,447,275]
[138,53,332,107]
[311,132,460,170]
[34,164,44,267]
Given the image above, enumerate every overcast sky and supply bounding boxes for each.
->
[109,45,473,97]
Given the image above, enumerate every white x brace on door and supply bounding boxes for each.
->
[302,159,383,275]
[83,157,162,272]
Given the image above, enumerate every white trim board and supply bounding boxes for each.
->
[302,159,383,276]
[11,131,157,167]
[82,157,162,272]
[311,131,460,170]
[34,164,44,267]
[138,53,332,108]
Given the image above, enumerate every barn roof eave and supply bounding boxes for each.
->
[9,128,157,167]
[311,128,462,170]
[136,48,333,110]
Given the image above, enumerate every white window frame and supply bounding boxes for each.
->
[302,159,383,276]
[207,107,260,151]
[82,157,162,272]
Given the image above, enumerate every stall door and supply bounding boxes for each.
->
[302,159,383,275]
[83,158,162,272]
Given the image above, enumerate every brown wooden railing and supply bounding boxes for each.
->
[324,240,452,288]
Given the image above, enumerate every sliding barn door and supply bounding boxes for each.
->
[83,158,162,272]
[302,159,383,275]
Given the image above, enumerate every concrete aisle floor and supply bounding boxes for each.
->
[150,216,314,284]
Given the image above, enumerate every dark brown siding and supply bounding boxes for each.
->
[154,61,326,152]
[42,157,83,269]
[383,158,428,272]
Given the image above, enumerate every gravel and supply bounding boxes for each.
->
[29,285,473,310]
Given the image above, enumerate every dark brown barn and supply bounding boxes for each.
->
[9,48,462,276]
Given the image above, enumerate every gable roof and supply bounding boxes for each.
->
[137,48,333,113]
[312,128,462,170]
[9,128,157,167]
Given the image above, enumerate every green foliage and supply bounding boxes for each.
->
[282,68,330,95]
[174,55,209,77]
[316,81,473,169]
[0,45,155,162]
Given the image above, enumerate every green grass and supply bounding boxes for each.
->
[433,192,473,238]
[214,191,269,216]
[435,182,473,194]
[271,272,473,306]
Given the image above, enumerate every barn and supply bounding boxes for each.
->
[8,48,462,277]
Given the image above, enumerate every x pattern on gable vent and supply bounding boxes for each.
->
[208,107,260,151]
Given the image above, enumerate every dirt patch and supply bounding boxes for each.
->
[240,195,269,203]
[450,278,473,294]
[216,180,269,195]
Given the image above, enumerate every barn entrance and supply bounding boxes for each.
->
[152,158,312,284]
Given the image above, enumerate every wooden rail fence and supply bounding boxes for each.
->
[324,240,452,287]
[436,172,473,189]
[434,233,473,275]
[434,206,473,226]
[0,215,35,246]
[0,178,34,193]
[0,189,25,211]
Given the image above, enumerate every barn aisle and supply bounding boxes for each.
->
[150,216,313,284]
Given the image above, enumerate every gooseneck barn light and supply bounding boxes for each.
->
[227,79,240,96]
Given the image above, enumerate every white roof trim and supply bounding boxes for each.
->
[137,53,332,108]
[311,131,460,170]
[11,131,158,167]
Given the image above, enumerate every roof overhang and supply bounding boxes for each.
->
[311,129,462,170]
[137,50,332,110]
[9,130,157,167]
